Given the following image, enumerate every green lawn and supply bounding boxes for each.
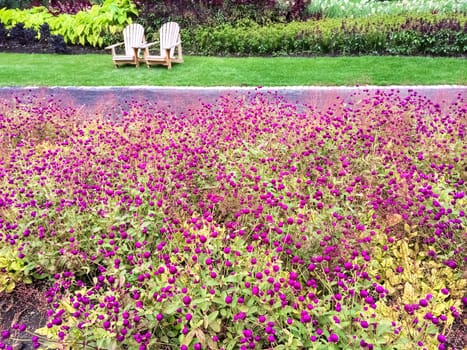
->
[0,53,465,86]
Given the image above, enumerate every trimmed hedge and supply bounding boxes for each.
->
[182,13,467,56]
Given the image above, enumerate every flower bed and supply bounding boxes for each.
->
[0,89,465,349]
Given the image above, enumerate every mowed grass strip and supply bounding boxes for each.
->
[0,53,465,86]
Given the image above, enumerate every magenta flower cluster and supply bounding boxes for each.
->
[0,89,464,349]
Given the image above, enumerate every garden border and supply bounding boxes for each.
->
[0,83,465,350]
[0,85,465,114]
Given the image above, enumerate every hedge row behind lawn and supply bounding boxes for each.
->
[0,4,465,56]
[182,13,467,56]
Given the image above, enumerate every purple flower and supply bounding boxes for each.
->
[437,334,446,343]
[242,329,252,338]
[419,299,428,307]
[444,260,457,269]
[1,330,10,339]
[300,310,312,323]
[328,333,339,343]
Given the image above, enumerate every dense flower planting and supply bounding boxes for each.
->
[0,89,465,349]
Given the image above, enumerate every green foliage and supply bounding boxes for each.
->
[134,0,310,30]
[0,246,32,293]
[184,13,466,56]
[0,0,138,47]
[0,0,37,9]
[307,0,467,18]
[1,0,465,54]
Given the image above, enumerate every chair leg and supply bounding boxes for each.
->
[165,49,172,69]
[134,48,140,67]
[177,44,183,63]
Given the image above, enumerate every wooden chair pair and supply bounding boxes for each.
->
[105,22,183,69]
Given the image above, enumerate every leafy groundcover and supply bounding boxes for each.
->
[0,89,465,350]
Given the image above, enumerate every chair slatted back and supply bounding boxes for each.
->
[123,24,145,57]
[159,22,180,58]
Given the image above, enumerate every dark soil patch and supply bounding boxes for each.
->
[0,40,105,55]
[0,282,49,349]
[446,300,467,350]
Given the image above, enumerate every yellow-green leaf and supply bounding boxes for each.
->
[402,282,415,303]
[209,319,221,333]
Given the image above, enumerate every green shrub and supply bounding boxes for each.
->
[183,13,467,56]
[0,0,137,47]
[134,0,311,30]
[0,1,465,55]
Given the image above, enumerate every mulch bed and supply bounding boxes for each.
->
[0,282,48,350]
[0,41,105,54]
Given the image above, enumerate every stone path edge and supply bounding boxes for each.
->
[0,85,465,114]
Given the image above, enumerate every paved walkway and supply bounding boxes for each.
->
[0,85,465,114]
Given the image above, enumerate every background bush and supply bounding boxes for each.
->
[184,13,466,56]
[130,0,312,42]
[0,0,465,56]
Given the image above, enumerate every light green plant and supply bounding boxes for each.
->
[308,0,467,18]
[0,246,32,293]
[0,0,138,47]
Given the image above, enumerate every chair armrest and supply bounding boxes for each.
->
[104,42,124,50]
[136,41,159,49]
[162,40,181,50]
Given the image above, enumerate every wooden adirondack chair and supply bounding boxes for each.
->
[105,24,146,68]
[139,22,183,69]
